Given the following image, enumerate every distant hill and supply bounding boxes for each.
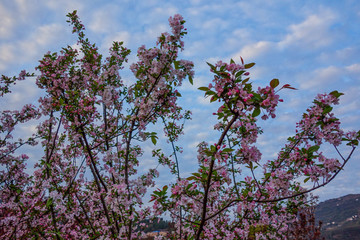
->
[315,194,360,240]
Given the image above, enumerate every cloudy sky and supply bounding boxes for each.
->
[1,0,360,202]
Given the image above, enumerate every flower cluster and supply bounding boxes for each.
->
[155,59,359,239]
[0,11,193,239]
[1,12,359,240]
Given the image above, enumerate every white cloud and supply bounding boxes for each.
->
[234,41,274,60]
[180,75,208,92]
[128,23,168,49]
[314,164,360,201]
[14,0,31,15]
[101,31,131,52]
[45,0,84,15]
[0,76,41,112]
[222,28,252,51]
[152,6,178,17]
[279,9,337,49]
[19,123,38,137]
[17,23,68,63]
[145,23,168,40]
[317,47,360,64]
[333,86,360,126]
[186,6,202,16]
[186,2,226,16]
[299,66,341,90]
[346,63,360,74]
[0,3,15,39]
[0,20,72,74]
[196,131,209,139]
[201,18,229,32]
[0,44,16,71]
[196,95,211,105]
[89,8,117,34]
[35,24,66,46]
[298,63,360,91]
[183,41,207,57]
[189,0,203,5]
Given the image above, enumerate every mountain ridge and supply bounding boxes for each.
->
[315,193,360,240]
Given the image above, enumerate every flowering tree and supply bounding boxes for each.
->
[0,11,359,240]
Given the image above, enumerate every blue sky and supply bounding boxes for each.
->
[1,0,360,202]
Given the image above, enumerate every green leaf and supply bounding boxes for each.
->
[206,62,216,70]
[210,95,218,102]
[329,90,344,98]
[308,145,320,153]
[186,176,197,181]
[270,78,279,88]
[219,72,229,78]
[252,107,261,117]
[204,149,212,156]
[205,90,216,96]
[198,87,209,91]
[46,198,53,208]
[323,106,333,114]
[188,75,193,85]
[235,70,245,78]
[248,161,253,169]
[193,172,201,178]
[46,162,51,169]
[151,136,157,145]
[174,60,180,70]
[252,93,261,101]
[244,62,255,69]
[222,148,235,153]
[242,77,250,83]
[304,177,310,183]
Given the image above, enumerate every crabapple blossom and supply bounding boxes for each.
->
[1,11,359,240]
